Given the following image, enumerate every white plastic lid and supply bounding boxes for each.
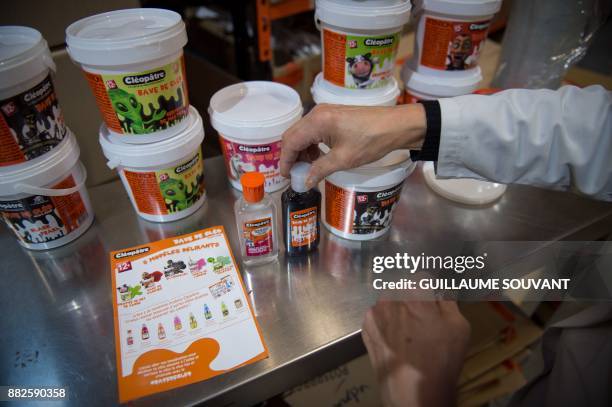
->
[209,81,303,139]
[327,150,414,188]
[290,162,311,193]
[66,8,187,66]
[416,0,502,16]
[99,106,204,169]
[316,0,411,30]
[311,73,400,106]
[401,62,481,98]
[0,26,54,89]
[422,161,506,204]
[0,131,79,196]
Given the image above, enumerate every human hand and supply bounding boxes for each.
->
[362,300,471,407]
[280,103,427,189]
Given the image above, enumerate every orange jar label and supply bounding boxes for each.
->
[420,17,491,71]
[325,180,404,235]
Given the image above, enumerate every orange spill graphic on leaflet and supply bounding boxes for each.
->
[119,338,220,402]
[119,337,268,402]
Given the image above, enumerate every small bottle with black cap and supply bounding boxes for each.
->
[282,162,321,256]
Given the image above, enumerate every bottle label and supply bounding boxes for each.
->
[0,74,68,166]
[243,217,273,256]
[289,206,318,247]
[83,55,189,134]
[122,148,205,216]
[0,174,89,244]
[420,17,491,71]
[323,28,400,89]
[325,180,404,235]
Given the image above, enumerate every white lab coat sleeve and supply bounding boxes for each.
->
[436,85,612,201]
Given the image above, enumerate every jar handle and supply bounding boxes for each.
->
[14,162,88,197]
[314,11,321,31]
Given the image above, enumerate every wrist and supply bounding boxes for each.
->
[383,365,457,407]
[389,104,427,150]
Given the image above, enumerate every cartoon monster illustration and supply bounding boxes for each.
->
[140,271,163,288]
[358,206,392,228]
[116,284,143,300]
[117,284,130,301]
[141,272,155,289]
[188,258,207,273]
[129,285,143,298]
[108,88,166,134]
[164,259,186,278]
[159,174,204,213]
[207,256,232,271]
[12,212,64,244]
[346,53,378,88]
[160,178,189,211]
[446,34,473,70]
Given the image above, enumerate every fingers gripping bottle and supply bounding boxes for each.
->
[234,172,279,266]
[282,162,321,256]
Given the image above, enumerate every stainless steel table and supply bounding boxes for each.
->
[2,157,611,406]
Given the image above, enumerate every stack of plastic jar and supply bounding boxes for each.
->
[0,26,94,250]
[66,8,207,223]
[310,1,415,240]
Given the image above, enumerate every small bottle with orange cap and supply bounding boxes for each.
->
[234,172,279,265]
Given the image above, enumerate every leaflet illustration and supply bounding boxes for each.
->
[109,226,268,402]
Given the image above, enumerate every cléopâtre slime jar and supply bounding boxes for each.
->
[0,26,68,166]
[99,106,206,223]
[324,151,415,241]
[411,0,502,77]
[209,81,303,193]
[0,131,94,250]
[315,0,411,90]
[66,8,190,143]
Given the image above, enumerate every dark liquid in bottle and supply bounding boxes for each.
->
[282,187,321,256]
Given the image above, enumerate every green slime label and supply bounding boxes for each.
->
[86,56,189,135]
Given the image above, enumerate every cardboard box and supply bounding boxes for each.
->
[282,303,542,407]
